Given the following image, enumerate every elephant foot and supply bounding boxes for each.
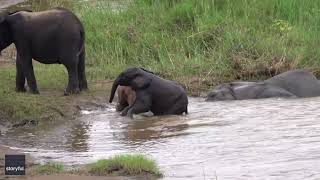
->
[79,83,88,91]
[29,89,40,94]
[80,87,89,92]
[116,104,126,112]
[64,88,80,96]
[16,87,27,93]
[120,110,127,116]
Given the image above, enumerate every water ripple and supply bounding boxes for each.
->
[2,97,320,179]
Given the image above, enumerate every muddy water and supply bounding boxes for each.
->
[2,97,320,179]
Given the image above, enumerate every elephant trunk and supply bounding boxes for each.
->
[109,76,120,103]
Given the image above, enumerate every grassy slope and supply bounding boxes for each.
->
[79,0,320,83]
[1,0,320,120]
[25,155,162,177]
[88,154,162,177]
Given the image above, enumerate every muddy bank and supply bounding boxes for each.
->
[0,146,140,179]
[0,79,113,130]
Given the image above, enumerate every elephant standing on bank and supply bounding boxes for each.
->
[109,67,188,117]
[0,8,88,95]
[206,69,320,101]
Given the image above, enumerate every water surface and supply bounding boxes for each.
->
[1,97,320,179]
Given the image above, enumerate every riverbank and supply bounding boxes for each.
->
[0,146,162,179]
[2,0,320,129]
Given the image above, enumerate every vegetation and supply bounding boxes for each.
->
[0,64,67,120]
[31,163,65,175]
[78,0,320,88]
[88,154,162,177]
[25,154,162,177]
[1,0,320,120]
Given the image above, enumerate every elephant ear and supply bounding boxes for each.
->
[131,75,152,89]
[225,84,237,99]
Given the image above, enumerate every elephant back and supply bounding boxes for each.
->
[265,70,320,97]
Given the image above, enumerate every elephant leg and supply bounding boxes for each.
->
[120,91,136,116]
[116,102,128,112]
[127,94,151,118]
[15,55,26,92]
[166,101,187,115]
[78,49,88,91]
[19,54,39,94]
[63,56,80,95]
[116,88,128,111]
[120,106,131,116]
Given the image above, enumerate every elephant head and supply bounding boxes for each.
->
[206,83,236,101]
[0,13,13,53]
[109,67,152,103]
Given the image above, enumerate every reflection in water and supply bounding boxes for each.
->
[2,97,320,179]
[65,122,90,152]
[115,116,190,144]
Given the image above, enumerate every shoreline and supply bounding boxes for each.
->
[0,146,158,179]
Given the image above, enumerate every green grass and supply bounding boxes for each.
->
[32,163,65,175]
[88,154,162,177]
[76,0,320,82]
[0,64,67,120]
[26,155,162,177]
[2,0,320,120]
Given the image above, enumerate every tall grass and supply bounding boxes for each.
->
[77,0,320,85]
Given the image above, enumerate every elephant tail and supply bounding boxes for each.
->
[76,28,85,56]
[185,107,188,115]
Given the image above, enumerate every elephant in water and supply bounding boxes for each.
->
[109,67,188,118]
[116,85,136,116]
[206,69,320,101]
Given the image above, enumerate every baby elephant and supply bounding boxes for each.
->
[206,82,296,101]
[206,69,320,101]
[109,67,188,118]
[116,86,136,116]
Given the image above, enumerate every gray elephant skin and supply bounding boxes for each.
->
[109,67,188,117]
[206,70,320,101]
[0,8,88,95]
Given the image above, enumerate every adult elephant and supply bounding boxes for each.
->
[109,67,188,117]
[206,69,320,101]
[0,8,88,95]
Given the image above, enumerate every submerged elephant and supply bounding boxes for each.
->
[206,69,320,101]
[116,85,136,116]
[109,67,188,117]
[0,8,88,95]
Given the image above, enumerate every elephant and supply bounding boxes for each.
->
[109,67,188,117]
[0,8,88,95]
[206,69,320,101]
[116,85,136,116]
